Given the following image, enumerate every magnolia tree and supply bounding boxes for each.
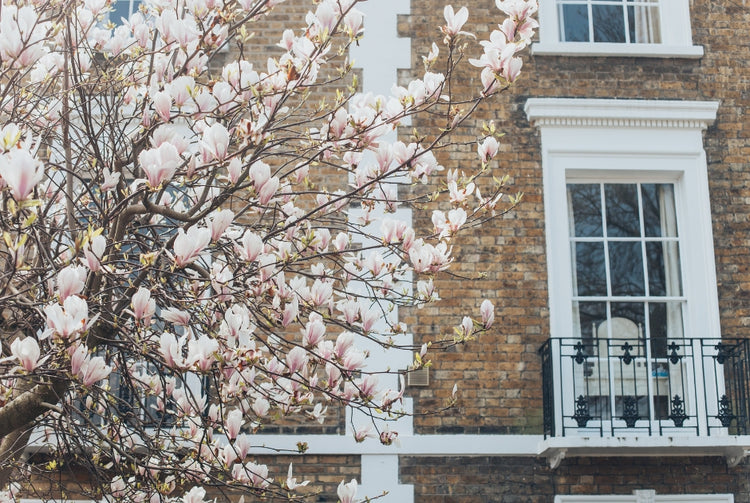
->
[0,0,537,500]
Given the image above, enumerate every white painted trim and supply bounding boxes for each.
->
[526,98,721,440]
[555,492,733,503]
[532,43,703,59]
[525,98,719,129]
[536,0,699,57]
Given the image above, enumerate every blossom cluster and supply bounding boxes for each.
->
[0,0,535,501]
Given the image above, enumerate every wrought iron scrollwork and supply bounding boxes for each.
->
[620,342,634,365]
[714,342,733,365]
[572,395,592,427]
[573,341,587,365]
[717,395,736,427]
[621,396,639,427]
[669,395,688,427]
[667,342,682,365]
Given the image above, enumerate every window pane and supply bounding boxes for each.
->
[646,241,682,296]
[560,3,590,42]
[609,241,645,296]
[593,4,626,43]
[609,302,646,357]
[642,184,677,237]
[628,1,662,43]
[605,184,640,237]
[574,242,607,296]
[648,302,684,357]
[111,0,133,22]
[573,300,607,344]
[568,183,603,237]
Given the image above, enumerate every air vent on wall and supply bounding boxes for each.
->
[406,367,430,387]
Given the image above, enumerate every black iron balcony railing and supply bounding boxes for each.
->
[539,338,750,438]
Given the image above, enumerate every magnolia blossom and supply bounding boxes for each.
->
[10,337,42,372]
[337,479,358,503]
[442,5,469,38]
[0,148,44,201]
[173,227,211,267]
[77,354,112,386]
[481,299,495,328]
[131,287,156,325]
[56,265,86,301]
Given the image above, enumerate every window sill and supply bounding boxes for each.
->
[531,42,704,59]
[539,435,750,469]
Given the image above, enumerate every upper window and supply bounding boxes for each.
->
[533,0,703,57]
[558,0,660,44]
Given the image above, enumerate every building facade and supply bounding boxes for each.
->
[18,0,750,501]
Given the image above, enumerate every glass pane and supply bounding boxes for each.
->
[561,3,590,42]
[609,302,646,357]
[627,2,661,43]
[646,241,682,296]
[605,184,640,237]
[568,184,603,237]
[574,242,607,296]
[609,242,645,296]
[112,0,135,22]
[648,302,684,357]
[627,5,636,42]
[574,300,607,351]
[593,4,626,43]
[642,184,677,237]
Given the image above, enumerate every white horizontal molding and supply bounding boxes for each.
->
[540,435,750,468]
[240,433,542,456]
[555,491,733,503]
[525,98,719,130]
[532,42,704,59]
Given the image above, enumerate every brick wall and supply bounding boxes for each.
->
[401,456,750,503]
[402,0,750,435]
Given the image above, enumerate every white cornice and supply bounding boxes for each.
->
[525,98,720,130]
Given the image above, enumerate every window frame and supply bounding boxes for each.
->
[533,0,704,58]
[526,98,720,437]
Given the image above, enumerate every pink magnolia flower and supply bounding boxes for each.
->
[10,336,42,371]
[56,265,87,302]
[442,5,469,38]
[238,230,263,262]
[208,209,234,241]
[481,299,495,328]
[286,463,310,491]
[187,334,218,372]
[224,409,243,440]
[302,313,326,347]
[44,296,90,339]
[138,142,181,189]
[161,307,190,326]
[201,123,230,162]
[252,397,269,417]
[131,287,156,325]
[153,91,172,122]
[182,486,208,503]
[0,149,44,201]
[78,354,111,386]
[83,234,107,272]
[159,332,186,369]
[173,227,211,267]
[337,479,358,503]
[286,346,308,374]
[478,136,500,163]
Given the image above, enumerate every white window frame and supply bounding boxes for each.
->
[525,98,720,437]
[533,0,703,58]
[555,490,733,503]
